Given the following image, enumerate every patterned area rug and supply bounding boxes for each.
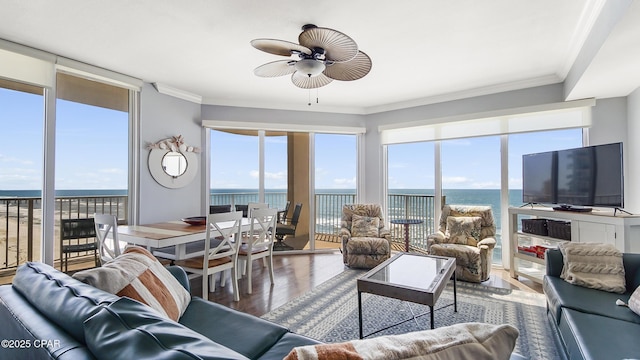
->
[262,269,560,360]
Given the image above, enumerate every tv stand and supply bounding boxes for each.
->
[552,205,592,213]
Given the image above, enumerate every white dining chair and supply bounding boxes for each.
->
[247,202,269,217]
[174,211,242,301]
[93,213,126,264]
[238,208,278,294]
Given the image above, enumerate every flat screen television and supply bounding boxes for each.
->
[522,142,623,210]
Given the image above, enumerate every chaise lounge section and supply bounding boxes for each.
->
[543,248,640,360]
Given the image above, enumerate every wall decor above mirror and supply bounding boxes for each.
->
[146,135,200,188]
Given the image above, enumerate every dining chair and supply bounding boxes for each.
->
[247,202,269,217]
[237,208,278,294]
[60,218,99,272]
[174,211,242,300]
[93,213,126,264]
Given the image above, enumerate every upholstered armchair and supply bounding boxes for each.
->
[427,205,496,283]
[340,204,391,269]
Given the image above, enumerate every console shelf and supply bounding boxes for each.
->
[508,207,640,283]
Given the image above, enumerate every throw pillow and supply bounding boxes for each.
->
[445,216,482,246]
[284,322,518,360]
[628,285,640,317]
[351,214,380,237]
[559,242,626,294]
[73,245,191,321]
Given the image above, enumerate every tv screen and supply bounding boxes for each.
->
[522,142,623,208]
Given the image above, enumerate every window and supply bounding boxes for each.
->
[0,80,44,269]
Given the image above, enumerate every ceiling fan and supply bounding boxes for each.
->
[250,24,372,89]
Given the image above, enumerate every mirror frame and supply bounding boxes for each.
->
[146,135,200,189]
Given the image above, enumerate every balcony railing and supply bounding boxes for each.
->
[1,192,436,274]
[0,196,127,274]
[211,191,438,251]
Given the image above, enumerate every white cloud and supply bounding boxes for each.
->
[99,168,124,174]
[332,177,356,188]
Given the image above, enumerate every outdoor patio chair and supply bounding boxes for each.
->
[60,218,99,272]
[427,204,496,283]
[340,204,391,269]
[274,202,302,251]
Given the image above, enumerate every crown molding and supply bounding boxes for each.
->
[152,83,202,104]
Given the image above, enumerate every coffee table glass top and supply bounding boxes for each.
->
[366,253,452,291]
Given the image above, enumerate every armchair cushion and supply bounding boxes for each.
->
[351,214,380,237]
[445,216,482,246]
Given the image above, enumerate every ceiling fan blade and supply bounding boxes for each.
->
[291,71,333,89]
[254,60,296,77]
[323,51,372,81]
[250,39,312,57]
[298,26,358,62]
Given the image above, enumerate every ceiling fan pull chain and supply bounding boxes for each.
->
[308,89,311,106]
[316,88,319,104]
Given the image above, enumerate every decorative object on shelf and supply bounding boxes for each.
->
[521,218,548,236]
[250,24,372,90]
[547,220,571,240]
[146,135,200,189]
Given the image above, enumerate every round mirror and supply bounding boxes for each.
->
[162,151,188,177]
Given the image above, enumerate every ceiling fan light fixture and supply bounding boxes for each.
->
[294,59,325,77]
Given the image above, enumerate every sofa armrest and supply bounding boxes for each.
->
[167,266,190,293]
[622,252,640,290]
[545,248,564,278]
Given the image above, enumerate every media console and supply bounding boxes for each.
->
[508,206,640,283]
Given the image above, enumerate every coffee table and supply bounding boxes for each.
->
[357,252,457,338]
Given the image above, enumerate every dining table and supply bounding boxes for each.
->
[116,218,254,260]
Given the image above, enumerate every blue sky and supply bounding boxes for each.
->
[1,87,582,191]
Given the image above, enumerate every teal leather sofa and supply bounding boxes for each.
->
[0,262,318,359]
[544,248,640,360]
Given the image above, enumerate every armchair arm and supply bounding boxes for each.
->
[380,228,391,240]
[426,231,446,248]
[339,227,352,242]
[477,237,496,250]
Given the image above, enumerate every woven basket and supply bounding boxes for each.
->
[547,220,571,240]
[521,218,548,236]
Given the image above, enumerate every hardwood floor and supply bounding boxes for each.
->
[197,251,543,317]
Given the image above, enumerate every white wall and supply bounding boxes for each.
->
[139,83,203,223]
[626,88,640,213]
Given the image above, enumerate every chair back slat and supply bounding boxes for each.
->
[206,211,243,261]
[246,208,278,250]
[93,213,122,262]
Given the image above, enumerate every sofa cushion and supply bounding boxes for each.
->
[180,297,289,359]
[445,216,482,246]
[559,242,626,293]
[351,214,380,237]
[84,297,247,360]
[73,246,190,321]
[543,275,640,325]
[284,323,518,360]
[12,262,119,344]
[558,308,640,360]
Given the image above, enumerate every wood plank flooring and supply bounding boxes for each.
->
[198,252,543,317]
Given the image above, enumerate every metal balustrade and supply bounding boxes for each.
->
[0,196,127,273]
[1,192,437,274]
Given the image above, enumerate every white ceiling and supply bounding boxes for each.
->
[1,0,639,114]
